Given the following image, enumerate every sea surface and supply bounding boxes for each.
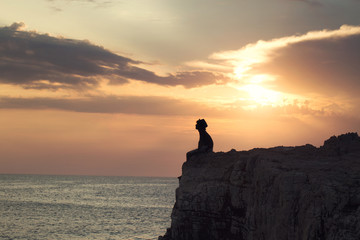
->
[0,174,178,240]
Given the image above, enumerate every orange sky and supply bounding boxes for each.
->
[0,0,360,177]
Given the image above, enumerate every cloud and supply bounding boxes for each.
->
[289,0,322,7]
[252,33,360,97]
[47,0,115,10]
[0,96,223,116]
[48,0,113,4]
[111,67,228,88]
[211,25,360,97]
[0,22,228,90]
[0,22,132,89]
[1,94,353,119]
[212,25,360,64]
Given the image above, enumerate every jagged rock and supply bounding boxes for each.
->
[159,133,360,240]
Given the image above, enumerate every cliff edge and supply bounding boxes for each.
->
[159,133,360,240]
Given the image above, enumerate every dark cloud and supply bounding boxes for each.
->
[252,33,360,97]
[0,23,227,90]
[0,96,222,116]
[113,68,228,88]
[0,22,132,89]
[1,94,352,119]
[289,0,322,7]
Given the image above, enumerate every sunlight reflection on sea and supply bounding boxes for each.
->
[0,174,177,240]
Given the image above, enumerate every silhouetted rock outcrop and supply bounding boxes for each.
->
[159,133,360,240]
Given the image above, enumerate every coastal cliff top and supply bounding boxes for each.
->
[182,132,360,183]
[160,133,360,240]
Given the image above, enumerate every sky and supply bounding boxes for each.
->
[0,0,360,177]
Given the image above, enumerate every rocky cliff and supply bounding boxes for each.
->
[159,133,360,240]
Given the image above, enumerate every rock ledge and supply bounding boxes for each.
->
[159,133,360,240]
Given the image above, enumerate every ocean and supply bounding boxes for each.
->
[0,174,178,240]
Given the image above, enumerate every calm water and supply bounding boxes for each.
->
[0,174,178,240]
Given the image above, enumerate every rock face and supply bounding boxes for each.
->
[159,133,360,240]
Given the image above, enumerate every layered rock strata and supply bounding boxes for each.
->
[159,133,360,240]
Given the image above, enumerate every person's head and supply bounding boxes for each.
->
[196,119,208,130]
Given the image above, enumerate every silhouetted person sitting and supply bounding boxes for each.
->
[186,119,214,160]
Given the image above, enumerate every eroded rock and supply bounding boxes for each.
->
[159,133,360,240]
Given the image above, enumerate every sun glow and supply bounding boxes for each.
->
[232,71,284,108]
[240,84,282,106]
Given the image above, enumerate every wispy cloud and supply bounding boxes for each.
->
[182,25,360,115]
[207,25,360,101]
[0,23,228,90]
[47,0,115,11]
[0,96,222,116]
[289,0,323,7]
[211,25,360,71]
[251,33,360,97]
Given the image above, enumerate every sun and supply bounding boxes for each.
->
[241,84,282,106]
[232,73,284,107]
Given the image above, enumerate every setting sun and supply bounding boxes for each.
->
[240,84,282,106]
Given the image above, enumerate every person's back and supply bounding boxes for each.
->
[198,122,213,152]
[187,119,213,160]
